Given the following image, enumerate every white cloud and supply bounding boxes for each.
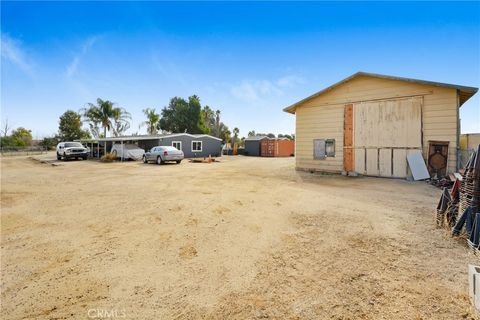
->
[82,36,98,53]
[65,35,100,78]
[230,75,305,102]
[66,56,80,78]
[1,33,33,76]
[276,75,305,88]
[231,81,256,101]
[151,53,188,85]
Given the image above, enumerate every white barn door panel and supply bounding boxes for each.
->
[379,148,392,177]
[366,149,379,176]
[353,97,423,178]
[392,149,408,178]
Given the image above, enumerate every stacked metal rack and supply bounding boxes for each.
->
[452,145,480,252]
[436,173,461,228]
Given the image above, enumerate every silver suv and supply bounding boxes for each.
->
[56,142,89,160]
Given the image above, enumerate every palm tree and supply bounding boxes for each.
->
[81,98,130,153]
[111,107,131,137]
[214,110,221,137]
[141,108,160,135]
[81,99,114,138]
[232,127,239,146]
[201,106,214,132]
[223,128,231,145]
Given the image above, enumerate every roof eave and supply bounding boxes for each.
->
[283,106,296,114]
[459,88,479,107]
[281,71,478,114]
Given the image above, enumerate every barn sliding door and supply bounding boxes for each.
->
[353,97,423,178]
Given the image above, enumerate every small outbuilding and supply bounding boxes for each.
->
[260,138,295,157]
[283,72,478,178]
[96,133,222,159]
[244,135,270,156]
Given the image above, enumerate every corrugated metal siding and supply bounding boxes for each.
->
[260,139,295,157]
[294,76,458,175]
[245,140,262,156]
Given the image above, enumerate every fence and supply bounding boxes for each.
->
[0,146,48,156]
[459,149,475,169]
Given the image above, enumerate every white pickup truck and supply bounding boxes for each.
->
[56,142,89,160]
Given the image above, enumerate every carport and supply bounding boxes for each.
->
[77,137,154,161]
[80,133,222,161]
[97,136,160,161]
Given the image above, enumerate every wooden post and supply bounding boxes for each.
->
[344,104,354,172]
[121,140,124,162]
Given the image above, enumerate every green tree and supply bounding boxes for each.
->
[40,136,60,150]
[158,95,208,134]
[210,109,230,142]
[222,127,231,144]
[10,127,33,146]
[240,136,246,147]
[200,105,215,134]
[248,130,256,137]
[58,110,90,141]
[141,108,161,135]
[188,95,207,133]
[0,136,14,147]
[81,98,130,138]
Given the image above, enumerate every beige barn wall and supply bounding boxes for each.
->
[296,103,344,172]
[422,87,458,173]
[294,76,458,174]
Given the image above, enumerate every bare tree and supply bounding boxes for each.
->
[1,118,10,137]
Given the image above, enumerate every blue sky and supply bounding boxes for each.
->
[1,1,479,139]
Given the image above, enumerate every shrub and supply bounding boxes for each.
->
[100,152,117,162]
[40,136,59,150]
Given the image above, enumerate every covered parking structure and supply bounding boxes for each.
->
[80,133,223,161]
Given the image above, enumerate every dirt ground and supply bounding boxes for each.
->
[1,154,479,319]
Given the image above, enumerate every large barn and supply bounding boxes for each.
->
[284,72,478,178]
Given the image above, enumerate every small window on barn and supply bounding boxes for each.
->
[192,141,202,152]
[314,139,335,159]
[326,139,335,157]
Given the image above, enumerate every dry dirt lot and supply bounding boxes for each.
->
[1,154,479,319]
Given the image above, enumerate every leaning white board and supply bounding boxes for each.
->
[407,150,430,180]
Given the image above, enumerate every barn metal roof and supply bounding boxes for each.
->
[283,72,478,114]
